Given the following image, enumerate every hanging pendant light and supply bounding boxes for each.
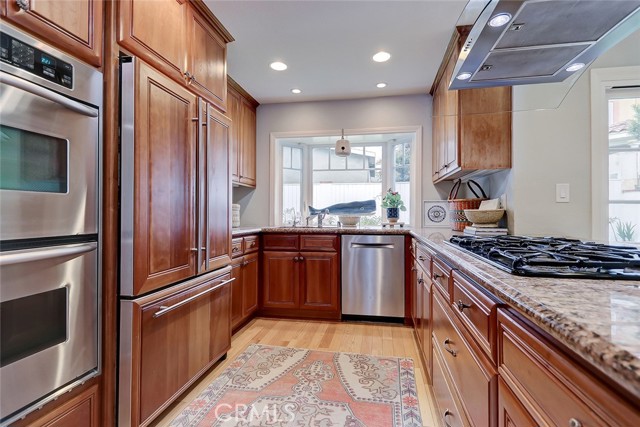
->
[335,128,351,157]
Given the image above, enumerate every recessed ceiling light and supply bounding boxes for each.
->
[565,62,585,72]
[291,88,301,94]
[372,51,391,62]
[488,13,512,27]
[456,72,473,80]
[376,83,387,88]
[270,61,288,71]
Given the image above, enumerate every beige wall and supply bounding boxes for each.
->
[236,30,640,233]
[506,29,640,238]
[234,94,439,226]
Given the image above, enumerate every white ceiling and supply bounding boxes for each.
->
[205,0,469,104]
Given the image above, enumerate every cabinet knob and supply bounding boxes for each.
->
[569,419,582,427]
[299,256,304,262]
[433,273,443,280]
[184,71,196,82]
[417,278,424,285]
[15,0,29,11]
[456,300,472,312]
[443,338,457,357]
[293,256,299,262]
[418,255,427,261]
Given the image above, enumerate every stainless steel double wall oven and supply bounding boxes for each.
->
[0,24,102,425]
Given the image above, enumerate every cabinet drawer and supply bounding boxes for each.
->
[300,235,338,252]
[452,272,498,361]
[231,238,243,258]
[433,292,495,427]
[263,234,299,251]
[432,257,452,301]
[432,340,469,427]
[498,310,640,427]
[243,235,259,254]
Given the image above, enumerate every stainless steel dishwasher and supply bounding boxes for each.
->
[341,234,405,318]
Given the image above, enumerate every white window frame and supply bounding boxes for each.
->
[590,66,640,241]
[269,126,422,226]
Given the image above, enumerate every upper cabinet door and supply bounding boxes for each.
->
[186,5,227,111]
[228,87,242,182]
[133,60,198,295]
[118,0,187,83]
[239,98,257,186]
[5,0,103,67]
[202,102,231,272]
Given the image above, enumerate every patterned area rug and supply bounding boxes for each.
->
[170,344,422,426]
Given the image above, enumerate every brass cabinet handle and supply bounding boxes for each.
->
[443,338,457,356]
[16,0,29,11]
[457,300,472,312]
[443,409,453,427]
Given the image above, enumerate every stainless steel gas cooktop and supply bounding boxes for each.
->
[448,235,640,280]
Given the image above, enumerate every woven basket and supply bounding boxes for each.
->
[448,179,488,231]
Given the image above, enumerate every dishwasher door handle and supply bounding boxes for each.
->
[350,243,395,249]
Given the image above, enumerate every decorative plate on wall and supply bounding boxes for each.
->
[423,200,448,227]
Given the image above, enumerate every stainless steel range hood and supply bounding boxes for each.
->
[449,0,640,90]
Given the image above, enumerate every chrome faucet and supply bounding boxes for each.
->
[317,209,329,227]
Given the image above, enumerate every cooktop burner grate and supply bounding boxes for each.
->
[447,235,640,280]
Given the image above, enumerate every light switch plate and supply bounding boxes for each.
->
[556,183,570,203]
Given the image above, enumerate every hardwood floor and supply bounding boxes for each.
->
[150,318,439,426]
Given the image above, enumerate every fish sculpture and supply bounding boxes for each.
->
[308,199,376,216]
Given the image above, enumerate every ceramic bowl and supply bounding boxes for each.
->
[463,209,505,226]
[338,216,360,227]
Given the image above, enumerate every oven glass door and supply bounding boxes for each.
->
[0,74,99,240]
[0,242,99,423]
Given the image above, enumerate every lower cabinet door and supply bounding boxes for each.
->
[230,257,244,328]
[299,251,339,311]
[432,343,468,427]
[242,252,259,316]
[20,384,99,427]
[120,270,232,426]
[498,377,537,427]
[262,251,299,309]
[421,279,432,383]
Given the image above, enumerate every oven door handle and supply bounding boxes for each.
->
[0,242,97,266]
[0,72,99,117]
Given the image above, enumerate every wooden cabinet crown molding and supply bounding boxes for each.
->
[228,76,259,108]
[188,0,234,44]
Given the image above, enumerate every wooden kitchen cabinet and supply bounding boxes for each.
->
[118,0,232,106]
[230,249,259,330]
[299,251,339,310]
[118,0,187,82]
[498,309,640,427]
[497,377,538,427]
[200,101,232,273]
[130,59,198,296]
[261,234,340,319]
[431,27,511,183]
[120,271,232,427]
[412,240,433,384]
[17,384,100,427]
[4,0,103,67]
[228,78,258,187]
[186,3,227,111]
[433,290,497,427]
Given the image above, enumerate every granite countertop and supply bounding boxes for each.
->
[410,228,640,401]
[233,225,411,235]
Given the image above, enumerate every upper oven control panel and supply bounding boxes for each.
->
[0,32,73,89]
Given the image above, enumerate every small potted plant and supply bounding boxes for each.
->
[381,188,406,223]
